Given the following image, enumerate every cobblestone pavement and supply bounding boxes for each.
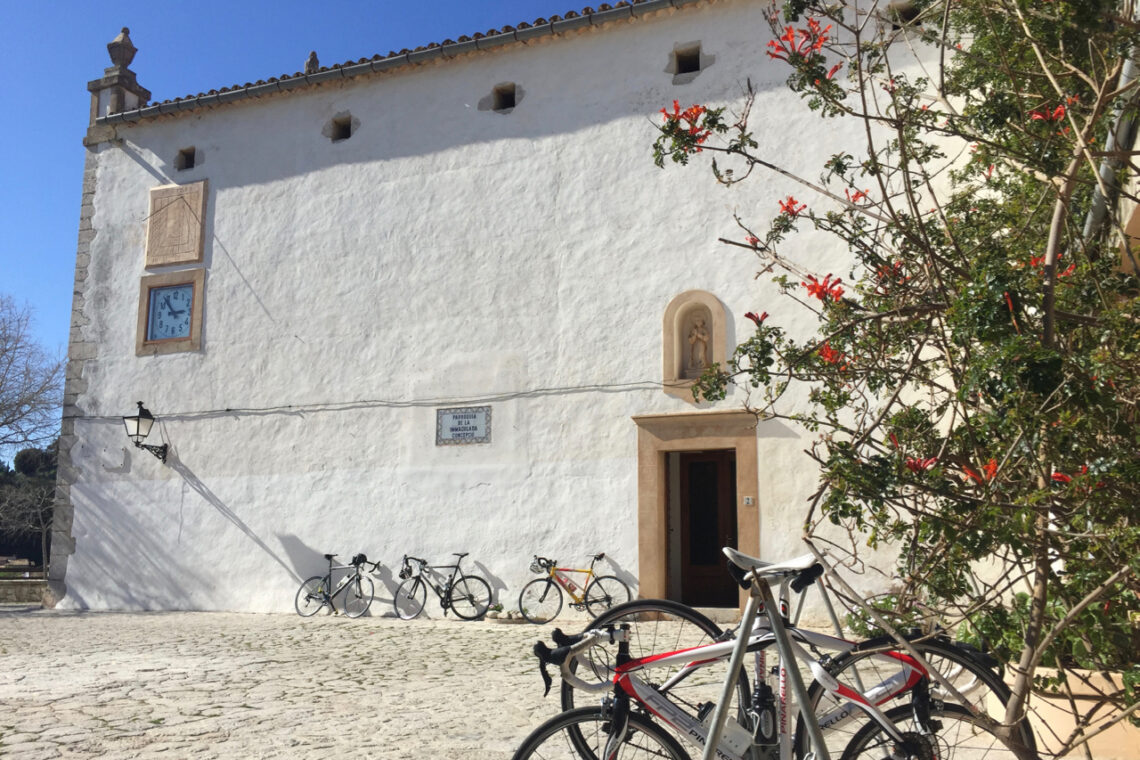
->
[0,607,572,759]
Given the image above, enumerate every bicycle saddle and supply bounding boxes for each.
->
[323,553,336,560]
[452,552,469,558]
[724,547,816,576]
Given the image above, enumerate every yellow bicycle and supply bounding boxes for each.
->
[518,552,631,624]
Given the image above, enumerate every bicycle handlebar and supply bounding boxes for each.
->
[533,626,630,696]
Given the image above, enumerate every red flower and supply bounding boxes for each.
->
[876,261,905,283]
[817,341,842,364]
[845,188,870,204]
[906,456,938,473]
[745,235,760,246]
[1051,471,1072,483]
[766,18,832,62]
[744,311,768,326]
[889,433,899,450]
[983,458,998,480]
[803,274,844,302]
[827,63,842,79]
[779,196,807,217]
[660,101,712,148]
[1029,104,1066,122]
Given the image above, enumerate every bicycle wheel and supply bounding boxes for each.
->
[449,575,492,620]
[342,574,374,618]
[584,575,631,616]
[394,577,427,620]
[561,599,751,743]
[796,636,1037,760]
[511,706,691,760]
[520,578,563,624]
[294,576,329,617]
[839,703,1021,760]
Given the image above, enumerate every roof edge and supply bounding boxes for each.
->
[94,0,707,127]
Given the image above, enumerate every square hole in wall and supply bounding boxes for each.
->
[493,83,517,112]
[887,0,922,29]
[175,147,196,171]
[331,116,352,142]
[674,45,701,75]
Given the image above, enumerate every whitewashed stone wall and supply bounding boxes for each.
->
[56,0,868,612]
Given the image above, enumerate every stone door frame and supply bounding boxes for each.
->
[632,409,759,607]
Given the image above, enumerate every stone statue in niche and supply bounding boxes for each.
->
[686,316,710,376]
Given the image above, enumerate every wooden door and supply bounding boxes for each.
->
[678,450,739,607]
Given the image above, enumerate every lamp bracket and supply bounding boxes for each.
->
[134,441,169,464]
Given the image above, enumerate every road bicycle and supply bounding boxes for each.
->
[558,586,1035,758]
[294,552,380,618]
[519,553,632,624]
[519,547,1037,760]
[393,552,492,620]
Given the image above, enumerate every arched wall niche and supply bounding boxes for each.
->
[662,290,727,402]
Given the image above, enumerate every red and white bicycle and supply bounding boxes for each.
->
[517,547,1037,760]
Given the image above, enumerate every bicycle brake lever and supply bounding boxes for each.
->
[534,641,555,697]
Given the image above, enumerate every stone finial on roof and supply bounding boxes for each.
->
[107,27,137,69]
[305,51,319,75]
[85,26,151,146]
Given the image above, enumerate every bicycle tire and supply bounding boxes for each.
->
[342,574,374,618]
[838,703,1022,760]
[560,598,751,743]
[394,577,427,620]
[796,636,1037,760]
[294,575,329,617]
[584,575,632,616]
[519,578,564,624]
[511,705,691,760]
[449,574,492,620]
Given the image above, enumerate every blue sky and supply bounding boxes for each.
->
[0,1,584,359]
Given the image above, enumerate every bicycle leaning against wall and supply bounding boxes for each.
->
[294,552,380,618]
[393,552,492,621]
[518,553,631,624]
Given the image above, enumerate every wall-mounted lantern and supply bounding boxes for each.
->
[122,401,168,463]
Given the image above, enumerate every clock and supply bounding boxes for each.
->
[136,269,205,355]
[146,283,193,341]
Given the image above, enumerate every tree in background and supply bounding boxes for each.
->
[0,294,62,576]
[655,1,1139,756]
[0,294,63,454]
[0,441,57,575]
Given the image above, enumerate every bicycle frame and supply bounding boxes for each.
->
[545,560,599,606]
[403,556,466,604]
[558,568,930,760]
[300,553,378,614]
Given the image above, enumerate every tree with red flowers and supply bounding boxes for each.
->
[654,2,1140,757]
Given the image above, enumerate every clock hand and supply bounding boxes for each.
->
[163,296,178,317]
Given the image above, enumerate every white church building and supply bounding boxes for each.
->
[51,0,864,613]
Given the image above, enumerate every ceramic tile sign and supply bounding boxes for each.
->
[436,406,491,445]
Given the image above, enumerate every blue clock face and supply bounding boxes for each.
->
[147,284,193,341]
